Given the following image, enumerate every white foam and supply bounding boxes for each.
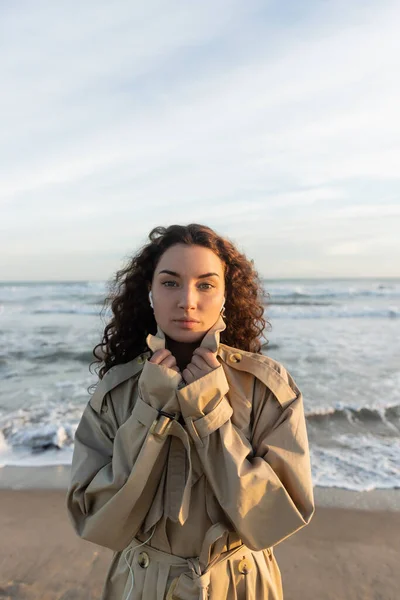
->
[0,445,74,467]
[310,434,400,491]
[0,430,9,454]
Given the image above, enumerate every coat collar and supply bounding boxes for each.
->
[146,314,227,354]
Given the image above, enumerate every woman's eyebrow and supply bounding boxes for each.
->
[158,269,219,278]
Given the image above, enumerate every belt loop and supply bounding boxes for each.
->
[184,416,204,447]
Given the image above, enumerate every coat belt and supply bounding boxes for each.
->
[127,527,246,600]
[141,415,194,530]
[165,419,193,525]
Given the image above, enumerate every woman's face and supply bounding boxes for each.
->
[151,244,225,343]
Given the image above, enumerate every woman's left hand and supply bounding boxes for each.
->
[182,347,220,385]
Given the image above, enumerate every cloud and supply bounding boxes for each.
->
[1,0,399,279]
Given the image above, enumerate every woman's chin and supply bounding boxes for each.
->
[165,326,205,344]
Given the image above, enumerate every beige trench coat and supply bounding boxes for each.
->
[66,316,315,599]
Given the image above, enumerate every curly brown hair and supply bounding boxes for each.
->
[91,224,269,379]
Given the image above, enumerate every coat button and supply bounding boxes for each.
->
[229,353,242,363]
[238,558,252,574]
[138,551,150,568]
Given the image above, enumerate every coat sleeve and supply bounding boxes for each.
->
[66,360,181,551]
[176,363,315,551]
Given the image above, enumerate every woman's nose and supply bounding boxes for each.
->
[177,288,197,309]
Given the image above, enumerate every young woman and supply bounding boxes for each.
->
[66,224,315,600]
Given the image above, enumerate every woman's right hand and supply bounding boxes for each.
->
[149,349,180,374]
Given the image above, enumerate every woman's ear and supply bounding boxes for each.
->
[148,290,154,308]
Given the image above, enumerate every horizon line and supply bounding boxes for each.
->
[1,275,399,284]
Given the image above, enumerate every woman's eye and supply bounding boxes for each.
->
[161,281,214,290]
[199,283,214,290]
[162,281,178,287]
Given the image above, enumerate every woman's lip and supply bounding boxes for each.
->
[175,319,200,323]
[174,319,200,327]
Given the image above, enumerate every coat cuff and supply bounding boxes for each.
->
[184,396,233,445]
[138,359,182,414]
[176,365,229,419]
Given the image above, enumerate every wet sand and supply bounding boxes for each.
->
[0,468,399,599]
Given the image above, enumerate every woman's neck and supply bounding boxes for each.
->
[165,335,203,372]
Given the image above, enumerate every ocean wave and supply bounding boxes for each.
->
[306,403,400,431]
[32,306,103,316]
[0,429,74,467]
[268,299,333,306]
[1,403,399,490]
[3,350,94,364]
[310,433,400,491]
[11,424,74,452]
[1,422,76,454]
[268,305,399,319]
[0,406,80,456]
[265,282,400,300]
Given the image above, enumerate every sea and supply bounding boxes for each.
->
[0,278,399,492]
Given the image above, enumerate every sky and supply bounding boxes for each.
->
[1,0,400,281]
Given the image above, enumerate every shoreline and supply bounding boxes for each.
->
[0,464,399,511]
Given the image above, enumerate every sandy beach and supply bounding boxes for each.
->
[0,467,398,599]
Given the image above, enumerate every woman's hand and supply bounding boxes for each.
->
[149,349,180,374]
[182,347,220,385]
